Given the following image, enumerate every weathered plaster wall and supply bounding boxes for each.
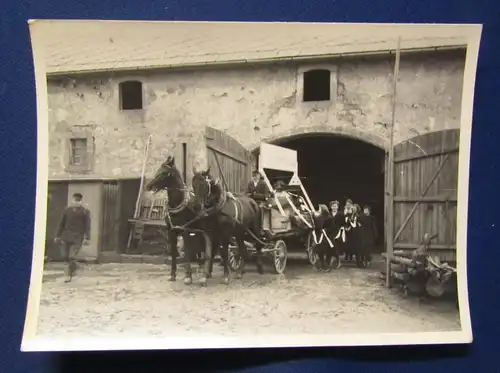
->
[47,50,465,179]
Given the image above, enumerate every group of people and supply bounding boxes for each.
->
[321,199,378,270]
[246,170,378,269]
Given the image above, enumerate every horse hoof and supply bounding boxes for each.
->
[199,277,208,287]
[222,277,230,285]
[168,276,176,282]
[184,277,192,285]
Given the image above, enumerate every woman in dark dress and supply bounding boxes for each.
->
[358,205,377,267]
[342,199,354,261]
[326,200,344,269]
[348,204,363,266]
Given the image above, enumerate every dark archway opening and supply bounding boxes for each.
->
[263,135,386,252]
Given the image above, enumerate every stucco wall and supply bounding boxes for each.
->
[47,49,465,179]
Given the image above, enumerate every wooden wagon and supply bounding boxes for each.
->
[226,143,332,274]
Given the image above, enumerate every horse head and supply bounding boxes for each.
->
[191,166,214,205]
[312,204,330,229]
[146,155,183,192]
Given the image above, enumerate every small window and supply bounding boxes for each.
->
[303,69,331,102]
[70,138,88,166]
[119,80,143,110]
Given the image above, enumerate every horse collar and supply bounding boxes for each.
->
[167,184,191,215]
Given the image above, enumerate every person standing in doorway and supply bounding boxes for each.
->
[328,200,344,269]
[359,205,377,267]
[343,199,354,261]
[54,192,91,282]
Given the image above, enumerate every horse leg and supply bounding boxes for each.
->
[167,231,177,282]
[199,235,216,287]
[250,214,264,275]
[183,233,194,285]
[220,237,230,285]
[318,249,326,272]
[334,242,342,269]
[254,241,264,275]
[207,237,218,278]
[325,245,333,272]
[235,237,246,280]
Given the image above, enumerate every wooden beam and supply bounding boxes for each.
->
[206,142,248,165]
[394,147,458,163]
[394,243,456,250]
[386,36,401,288]
[393,196,457,203]
[393,153,451,243]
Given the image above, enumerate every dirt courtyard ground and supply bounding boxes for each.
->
[35,258,461,340]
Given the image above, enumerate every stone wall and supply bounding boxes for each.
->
[47,49,465,179]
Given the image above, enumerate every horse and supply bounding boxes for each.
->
[145,156,212,285]
[191,168,265,284]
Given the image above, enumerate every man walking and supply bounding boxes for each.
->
[54,192,91,282]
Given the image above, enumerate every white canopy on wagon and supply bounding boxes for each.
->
[258,143,332,247]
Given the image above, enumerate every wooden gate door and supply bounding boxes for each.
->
[205,126,252,193]
[46,181,69,261]
[100,181,121,253]
[390,128,460,263]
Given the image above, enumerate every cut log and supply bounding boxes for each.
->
[391,256,417,267]
[390,263,408,273]
[392,272,410,282]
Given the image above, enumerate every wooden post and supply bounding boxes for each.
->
[126,134,153,251]
[134,134,153,219]
[385,37,401,288]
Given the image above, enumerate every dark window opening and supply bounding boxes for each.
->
[119,80,143,110]
[70,138,88,166]
[182,142,187,182]
[303,69,331,102]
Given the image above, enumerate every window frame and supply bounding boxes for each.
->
[65,126,95,174]
[296,64,338,108]
[119,80,144,111]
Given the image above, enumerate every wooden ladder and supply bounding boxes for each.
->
[125,135,153,253]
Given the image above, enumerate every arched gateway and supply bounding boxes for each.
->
[205,125,460,264]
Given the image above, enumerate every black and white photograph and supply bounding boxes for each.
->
[22,20,481,351]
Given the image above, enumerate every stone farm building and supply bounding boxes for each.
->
[39,21,469,263]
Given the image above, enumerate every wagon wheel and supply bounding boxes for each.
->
[228,246,245,272]
[273,240,288,274]
[306,231,319,267]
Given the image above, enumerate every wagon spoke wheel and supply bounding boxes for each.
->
[228,246,245,272]
[273,240,288,274]
[306,231,319,268]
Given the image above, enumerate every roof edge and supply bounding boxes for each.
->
[46,44,467,77]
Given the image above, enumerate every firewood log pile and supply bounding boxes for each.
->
[381,233,457,299]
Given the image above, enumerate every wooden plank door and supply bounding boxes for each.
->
[391,128,460,263]
[100,181,121,252]
[46,181,69,261]
[205,126,252,193]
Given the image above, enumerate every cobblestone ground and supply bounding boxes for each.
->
[36,258,461,339]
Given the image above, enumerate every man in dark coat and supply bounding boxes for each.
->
[246,170,270,202]
[358,205,378,267]
[54,192,91,282]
